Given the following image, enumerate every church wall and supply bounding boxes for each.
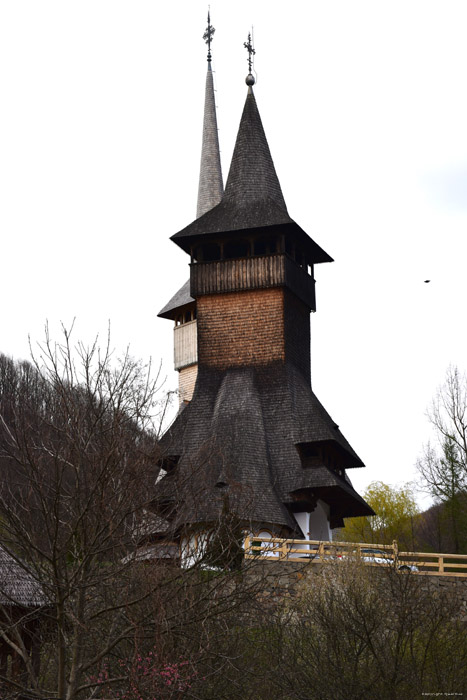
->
[196,287,312,374]
[293,512,309,539]
[309,500,332,541]
[283,289,311,383]
[178,364,198,405]
[174,320,197,370]
[292,506,332,549]
[197,288,285,369]
[180,532,208,569]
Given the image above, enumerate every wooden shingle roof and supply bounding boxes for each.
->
[0,547,46,607]
[171,88,333,265]
[197,64,224,219]
[157,363,373,533]
[157,279,193,319]
[223,86,286,210]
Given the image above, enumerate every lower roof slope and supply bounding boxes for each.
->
[158,279,193,319]
[157,362,373,532]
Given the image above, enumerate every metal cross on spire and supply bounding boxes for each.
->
[203,10,215,63]
[244,31,256,86]
[244,31,255,73]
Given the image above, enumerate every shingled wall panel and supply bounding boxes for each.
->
[197,288,285,369]
[197,287,311,377]
[179,364,198,405]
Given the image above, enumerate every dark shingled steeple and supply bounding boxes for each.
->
[223,87,286,210]
[171,85,332,264]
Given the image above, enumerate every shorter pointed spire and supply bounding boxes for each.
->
[223,72,286,210]
[222,32,284,208]
[197,12,224,219]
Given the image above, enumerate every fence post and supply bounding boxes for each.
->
[393,539,399,568]
[438,555,444,574]
[280,540,288,561]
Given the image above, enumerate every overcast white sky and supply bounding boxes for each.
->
[1,1,467,507]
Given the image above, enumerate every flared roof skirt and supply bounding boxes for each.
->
[157,363,372,530]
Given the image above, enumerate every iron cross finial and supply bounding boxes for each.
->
[244,31,255,73]
[203,10,215,63]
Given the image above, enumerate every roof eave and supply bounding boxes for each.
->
[171,219,333,265]
[157,279,195,319]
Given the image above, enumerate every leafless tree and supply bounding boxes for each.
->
[417,366,467,552]
[263,559,467,700]
[0,328,168,698]
[0,328,273,700]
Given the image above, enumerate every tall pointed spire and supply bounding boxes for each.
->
[196,12,224,219]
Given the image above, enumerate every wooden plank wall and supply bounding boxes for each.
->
[174,321,197,370]
[191,254,315,309]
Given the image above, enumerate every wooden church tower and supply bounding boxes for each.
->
[156,20,373,555]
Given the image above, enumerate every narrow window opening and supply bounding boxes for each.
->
[224,240,250,259]
[254,236,277,256]
[254,239,267,256]
[201,243,221,262]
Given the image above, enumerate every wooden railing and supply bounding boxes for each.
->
[190,254,316,310]
[243,536,467,578]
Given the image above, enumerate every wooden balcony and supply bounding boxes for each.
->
[190,253,316,310]
[174,320,197,370]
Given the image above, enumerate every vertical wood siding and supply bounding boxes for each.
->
[190,254,315,310]
[174,320,198,370]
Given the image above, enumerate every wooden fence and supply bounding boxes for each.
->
[243,536,467,578]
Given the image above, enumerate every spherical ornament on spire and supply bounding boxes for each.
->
[246,73,255,86]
